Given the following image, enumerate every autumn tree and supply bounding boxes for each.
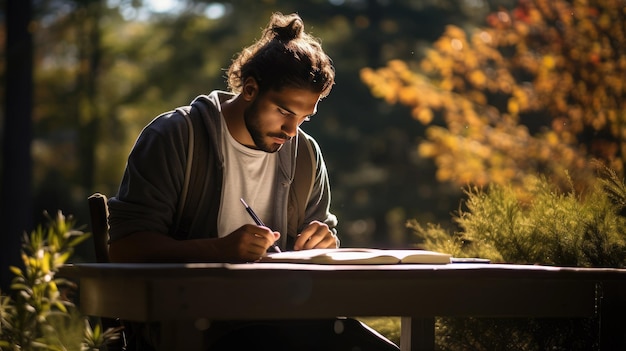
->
[361,0,626,194]
[361,2,626,347]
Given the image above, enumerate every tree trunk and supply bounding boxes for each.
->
[1,0,33,291]
[77,1,103,194]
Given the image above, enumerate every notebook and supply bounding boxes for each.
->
[260,248,452,265]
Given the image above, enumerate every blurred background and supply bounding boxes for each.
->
[2,0,624,271]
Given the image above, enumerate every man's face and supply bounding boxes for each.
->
[244,87,320,153]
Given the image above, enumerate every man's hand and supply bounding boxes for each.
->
[293,221,338,250]
[220,224,280,262]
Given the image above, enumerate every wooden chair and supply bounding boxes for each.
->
[88,193,111,264]
[87,193,126,350]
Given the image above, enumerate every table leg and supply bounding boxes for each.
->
[598,281,626,350]
[400,316,435,351]
[159,320,206,351]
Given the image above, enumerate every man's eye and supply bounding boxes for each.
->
[278,108,289,116]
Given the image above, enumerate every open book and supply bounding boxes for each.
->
[260,248,452,265]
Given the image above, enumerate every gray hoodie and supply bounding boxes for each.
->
[108,91,337,250]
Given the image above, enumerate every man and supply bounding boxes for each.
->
[108,12,399,351]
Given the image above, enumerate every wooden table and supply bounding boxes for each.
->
[59,263,626,351]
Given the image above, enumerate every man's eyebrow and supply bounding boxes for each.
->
[277,104,317,118]
[278,104,296,115]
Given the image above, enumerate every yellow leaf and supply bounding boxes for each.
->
[399,87,418,106]
[507,98,519,115]
[467,70,487,89]
[418,142,437,157]
[412,107,433,124]
[542,55,556,70]
[545,132,559,146]
[9,266,23,276]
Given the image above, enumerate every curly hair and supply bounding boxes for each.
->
[226,13,335,98]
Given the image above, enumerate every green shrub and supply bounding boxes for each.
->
[410,169,626,268]
[0,211,120,350]
[405,167,626,350]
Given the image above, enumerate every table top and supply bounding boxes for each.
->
[60,261,626,280]
[59,262,626,322]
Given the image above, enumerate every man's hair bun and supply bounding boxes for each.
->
[268,14,304,42]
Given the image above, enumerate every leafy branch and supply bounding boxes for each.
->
[0,211,120,350]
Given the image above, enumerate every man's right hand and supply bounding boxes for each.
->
[108,226,280,263]
[219,224,281,262]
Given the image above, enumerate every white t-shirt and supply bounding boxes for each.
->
[217,115,277,237]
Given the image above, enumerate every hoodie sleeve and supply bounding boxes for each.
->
[107,110,189,242]
[302,133,339,241]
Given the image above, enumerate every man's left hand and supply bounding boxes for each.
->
[294,221,338,250]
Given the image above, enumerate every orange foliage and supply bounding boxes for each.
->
[360,0,626,193]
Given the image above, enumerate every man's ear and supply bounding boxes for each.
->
[242,77,259,101]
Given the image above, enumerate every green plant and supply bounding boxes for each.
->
[410,168,626,268]
[0,211,120,350]
[406,168,626,350]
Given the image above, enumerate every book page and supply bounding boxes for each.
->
[260,248,451,265]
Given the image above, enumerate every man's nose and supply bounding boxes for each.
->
[282,117,300,137]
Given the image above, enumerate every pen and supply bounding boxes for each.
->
[240,198,281,253]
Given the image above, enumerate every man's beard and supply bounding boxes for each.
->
[243,100,290,153]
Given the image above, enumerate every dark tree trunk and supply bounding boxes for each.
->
[77,1,103,194]
[1,0,33,292]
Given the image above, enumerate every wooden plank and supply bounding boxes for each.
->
[79,277,149,320]
[144,275,595,320]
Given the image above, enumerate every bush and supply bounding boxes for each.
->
[406,166,626,350]
[410,167,626,268]
[0,211,120,350]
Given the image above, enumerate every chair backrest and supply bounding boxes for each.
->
[87,193,128,349]
[88,193,111,263]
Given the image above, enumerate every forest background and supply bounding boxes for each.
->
[1,0,625,291]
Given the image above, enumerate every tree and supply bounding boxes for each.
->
[32,0,116,223]
[1,0,33,292]
[361,0,626,195]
